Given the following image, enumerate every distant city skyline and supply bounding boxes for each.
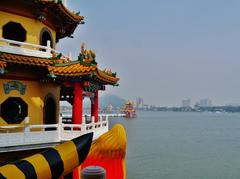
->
[58,0,240,106]
[182,99,191,108]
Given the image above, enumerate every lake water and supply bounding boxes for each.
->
[109,111,240,179]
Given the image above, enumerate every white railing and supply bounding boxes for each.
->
[81,114,126,118]
[0,115,108,149]
[101,114,126,117]
[0,38,55,58]
[61,116,108,141]
[0,38,70,61]
[61,113,125,124]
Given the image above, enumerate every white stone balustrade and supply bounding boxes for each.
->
[0,115,110,152]
[0,38,54,58]
[0,38,70,61]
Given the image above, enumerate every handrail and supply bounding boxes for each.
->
[0,114,107,150]
[0,117,108,132]
[0,38,51,50]
[0,38,61,58]
[0,125,23,129]
[62,124,82,128]
[29,124,59,129]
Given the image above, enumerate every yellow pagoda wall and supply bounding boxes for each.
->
[0,11,56,48]
[0,79,60,126]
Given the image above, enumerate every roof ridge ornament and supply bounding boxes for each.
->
[54,0,67,7]
[78,43,98,66]
[103,68,117,77]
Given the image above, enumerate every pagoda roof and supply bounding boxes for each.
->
[48,62,119,84]
[0,53,53,67]
[35,0,83,22]
[0,53,119,85]
[33,0,84,39]
[0,0,84,39]
[48,62,97,75]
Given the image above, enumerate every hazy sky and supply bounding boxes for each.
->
[58,0,240,106]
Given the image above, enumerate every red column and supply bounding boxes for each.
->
[72,82,83,179]
[93,90,99,122]
[72,167,79,179]
[72,82,83,124]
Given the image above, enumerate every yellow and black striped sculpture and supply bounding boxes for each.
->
[0,133,93,179]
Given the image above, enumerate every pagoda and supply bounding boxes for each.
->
[0,0,120,178]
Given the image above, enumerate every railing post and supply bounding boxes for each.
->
[46,40,51,55]
[6,40,10,47]
[91,116,95,130]
[23,117,30,144]
[58,115,63,141]
[81,116,86,133]
[99,115,102,123]
[106,115,109,130]
[24,117,30,133]
[68,51,72,60]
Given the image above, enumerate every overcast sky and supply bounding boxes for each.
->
[58,0,240,106]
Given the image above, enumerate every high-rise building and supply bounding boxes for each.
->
[182,99,191,108]
[136,97,144,109]
[197,98,212,107]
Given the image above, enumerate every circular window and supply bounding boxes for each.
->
[1,97,28,124]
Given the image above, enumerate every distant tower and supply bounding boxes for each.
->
[136,97,144,109]
[198,98,212,107]
[182,99,191,108]
[107,103,113,113]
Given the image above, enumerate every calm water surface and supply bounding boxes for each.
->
[109,111,240,179]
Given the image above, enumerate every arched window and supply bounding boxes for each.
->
[43,94,57,125]
[3,22,26,42]
[40,28,53,49]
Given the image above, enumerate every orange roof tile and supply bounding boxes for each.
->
[96,69,120,84]
[0,53,52,67]
[48,63,97,76]
[0,61,7,68]
[48,63,119,85]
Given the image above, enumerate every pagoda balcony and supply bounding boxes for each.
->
[0,115,111,153]
[0,38,65,59]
